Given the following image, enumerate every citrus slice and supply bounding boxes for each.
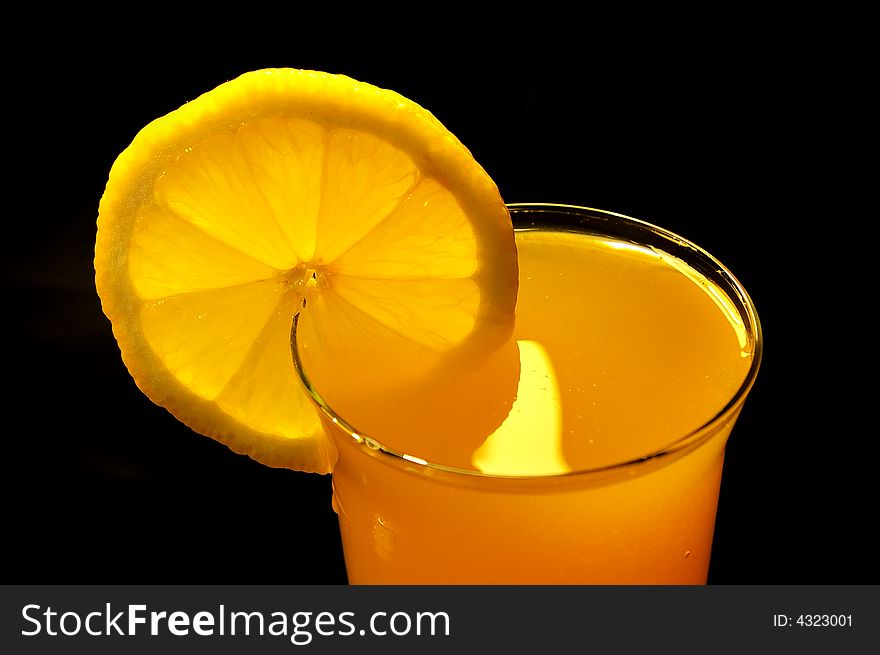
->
[94,68,518,474]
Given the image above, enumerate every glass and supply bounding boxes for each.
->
[292,204,762,584]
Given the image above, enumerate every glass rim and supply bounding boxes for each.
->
[291,202,763,486]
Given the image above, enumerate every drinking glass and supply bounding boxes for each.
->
[292,204,762,584]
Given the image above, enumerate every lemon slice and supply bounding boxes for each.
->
[95,69,517,473]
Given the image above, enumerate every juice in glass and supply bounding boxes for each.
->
[293,204,762,584]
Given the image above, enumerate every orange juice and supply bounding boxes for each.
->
[295,205,761,584]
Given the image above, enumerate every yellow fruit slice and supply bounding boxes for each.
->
[94,68,517,473]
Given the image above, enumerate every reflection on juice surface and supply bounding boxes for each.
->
[508,231,751,472]
[310,223,757,584]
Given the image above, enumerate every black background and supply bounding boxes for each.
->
[6,28,873,585]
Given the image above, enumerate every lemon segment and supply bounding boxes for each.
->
[333,178,478,279]
[139,278,287,400]
[155,126,300,269]
[315,129,419,263]
[130,205,278,300]
[329,277,479,351]
[215,294,320,439]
